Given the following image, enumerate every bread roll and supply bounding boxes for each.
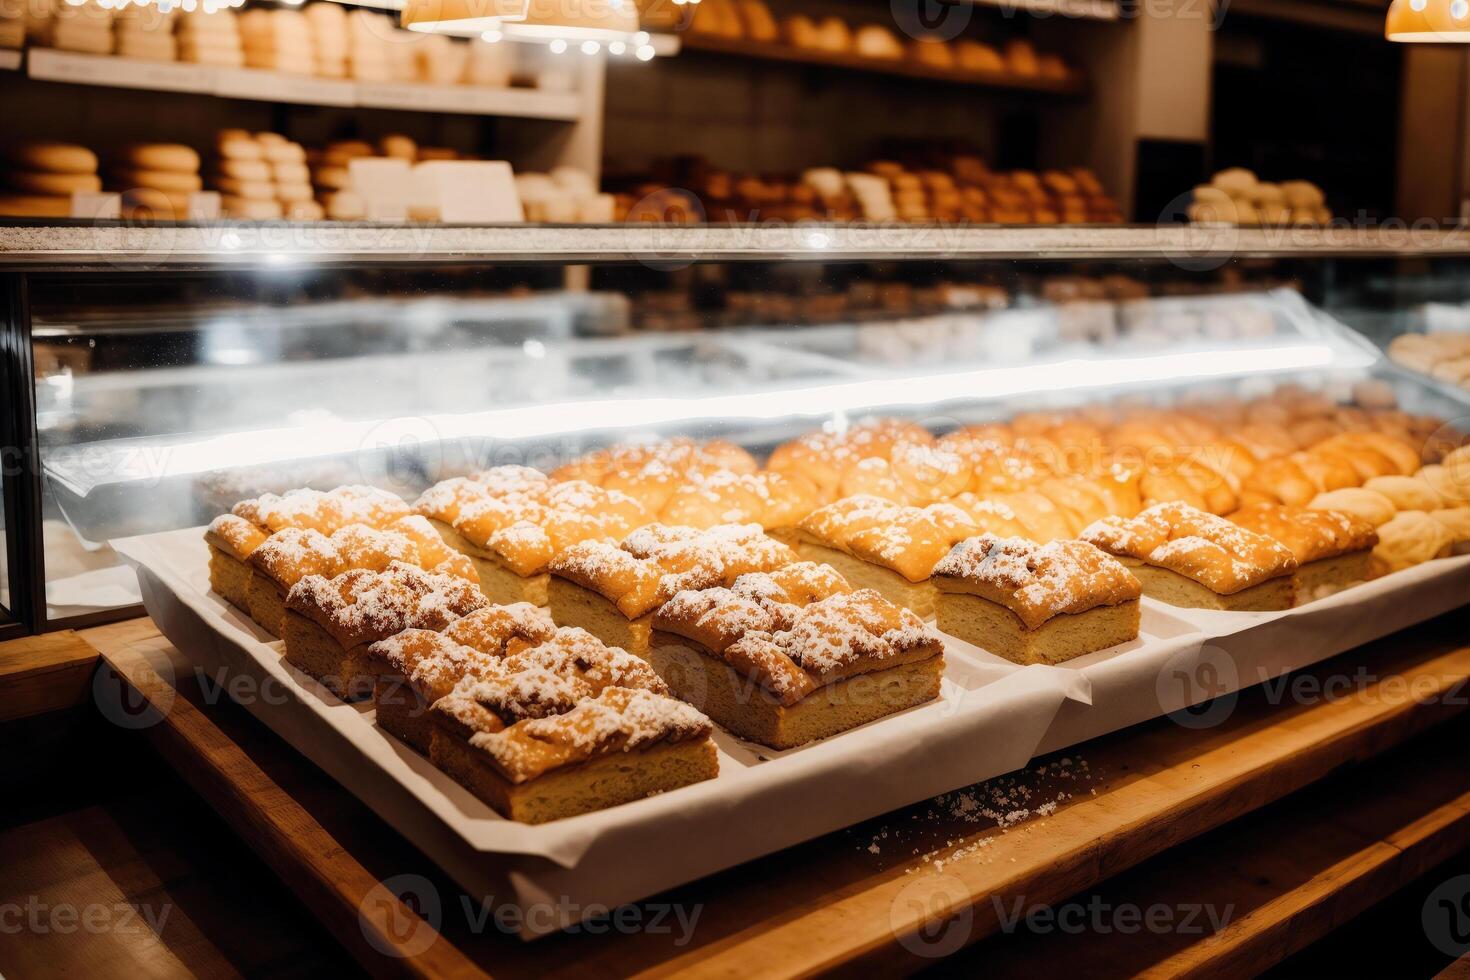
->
[0,194,73,218]
[1364,475,1442,511]
[852,24,901,59]
[216,158,271,181]
[221,196,284,219]
[112,168,203,193]
[1373,510,1453,573]
[117,144,199,174]
[1307,488,1397,528]
[955,40,1004,73]
[217,135,264,162]
[212,176,276,200]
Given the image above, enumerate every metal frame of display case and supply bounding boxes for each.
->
[3,223,1470,635]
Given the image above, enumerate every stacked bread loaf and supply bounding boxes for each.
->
[0,142,99,217]
[210,130,319,220]
[688,0,1074,82]
[239,7,314,74]
[613,154,1122,225]
[177,7,244,67]
[1388,332,1470,393]
[304,2,347,78]
[46,0,112,54]
[107,143,202,218]
[1189,168,1331,226]
[347,10,405,83]
[111,5,175,61]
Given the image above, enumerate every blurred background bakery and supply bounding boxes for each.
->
[1,0,1462,224]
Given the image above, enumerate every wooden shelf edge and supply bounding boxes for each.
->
[89,623,488,980]
[1151,795,1470,979]
[680,34,1089,96]
[24,48,582,121]
[0,630,100,722]
[76,614,1470,976]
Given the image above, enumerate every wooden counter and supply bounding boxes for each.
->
[2,610,1469,977]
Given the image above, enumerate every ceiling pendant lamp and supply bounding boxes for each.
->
[1386,0,1470,42]
[400,0,528,36]
[498,0,639,44]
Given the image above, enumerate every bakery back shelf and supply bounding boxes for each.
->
[22,47,585,121]
[679,34,1090,96]
[5,223,1470,268]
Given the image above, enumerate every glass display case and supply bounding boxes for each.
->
[4,224,1470,634]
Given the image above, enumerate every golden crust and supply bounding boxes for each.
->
[653,577,939,705]
[437,685,713,786]
[549,523,798,620]
[413,466,550,525]
[204,514,270,562]
[1082,501,1298,594]
[377,621,663,708]
[246,515,477,592]
[797,495,978,582]
[285,561,488,650]
[442,602,557,656]
[932,534,1141,631]
[1228,503,1379,565]
[232,484,411,535]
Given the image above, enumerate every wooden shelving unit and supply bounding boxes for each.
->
[24,47,584,121]
[680,33,1089,96]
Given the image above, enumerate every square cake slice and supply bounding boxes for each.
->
[1229,503,1379,603]
[794,495,979,618]
[206,485,413,612]
[430,681,717,824]
[363,602,556,752]
[415,472,647,606]
[547,523,798,657]
[649,563,945,749]
[244,516,477,636]
[1081,501,1299,611]
[932,534,1142,665]
[282,561,488,700]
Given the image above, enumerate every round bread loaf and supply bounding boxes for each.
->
[217,158,272,181]
[1373,510,1453,573]
[1364,474,1442,511]
[117,144,201,174]
[1308,488,1397,528]
[261,141,306,164]
[213,177,276,201]
[0,194,74,218]
[112,168,203,193]
[5,171,101,195]
[221,195,283,219]
[5,142,98,175]
[217,136,263,162]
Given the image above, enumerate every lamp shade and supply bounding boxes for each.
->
[401,0,528,34]
[1386,0,1470,42]
[499,0,639,42]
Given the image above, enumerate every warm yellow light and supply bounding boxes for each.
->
[400,0,527,35]
[499,0,639,43]
[1387,0,1470,41]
